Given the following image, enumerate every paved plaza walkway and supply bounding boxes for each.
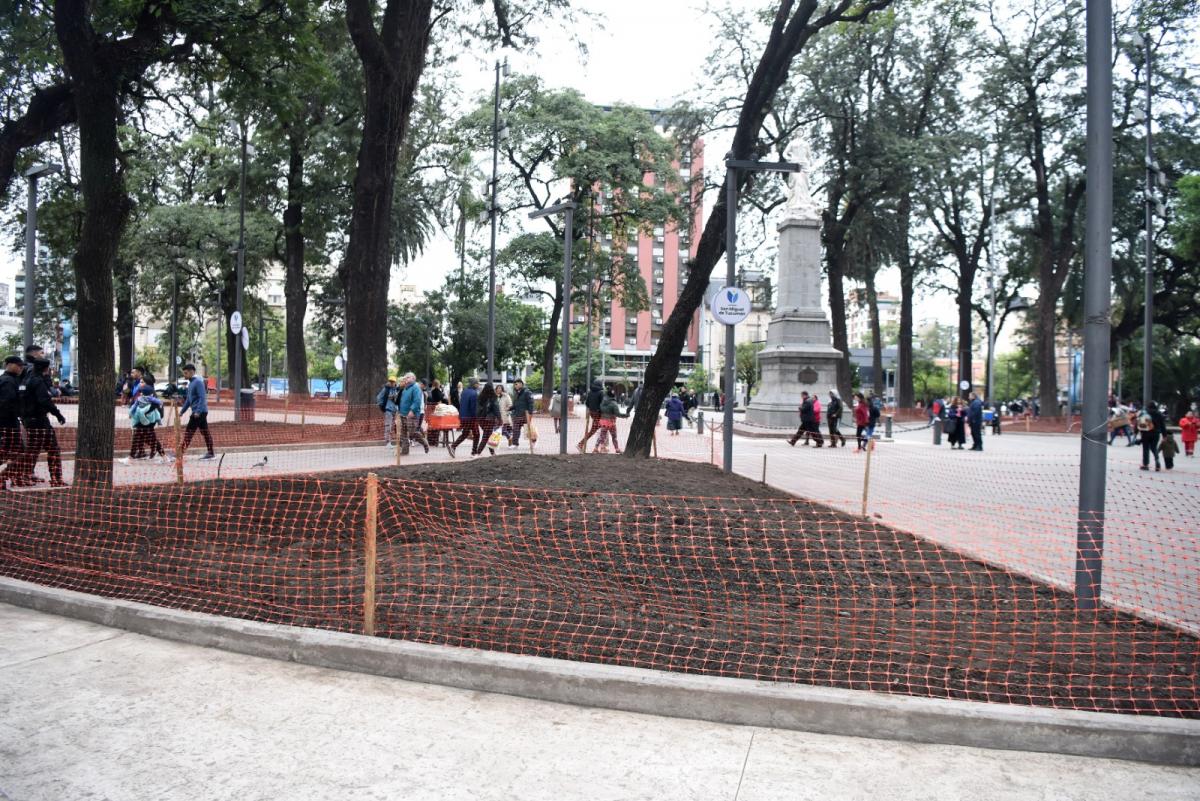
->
[2,603,1196,800]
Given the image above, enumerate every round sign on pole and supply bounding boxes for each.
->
[175,356,182,365]
[709,285,753,326]
[334,355,345,371]
[241,328,251,350]
[229,311,243,335]
[959,379,971,392]
[341,347,348,361]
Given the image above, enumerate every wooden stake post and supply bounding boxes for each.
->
[283,394,290,425]
[363,472,378,636]
[861,439,874,517]
[173,398,183,486]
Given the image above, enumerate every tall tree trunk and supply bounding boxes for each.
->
[343,0,434,418]
[1035,294,1059,415]
[54,0,125,486]
[896,195,915,408]
[866,273,883,397]
[113,257,134,373]
[622,0,896,458]
[283,135,309,398]
[541,281,563,403]
[956,269,973,398]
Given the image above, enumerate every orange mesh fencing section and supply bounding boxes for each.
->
[4,460,1192,718]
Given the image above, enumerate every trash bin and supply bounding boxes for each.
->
[239,388,256,422]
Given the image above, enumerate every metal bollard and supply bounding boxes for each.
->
[933,418,943,445]
[696,410,704,435]
[884,413,893,440]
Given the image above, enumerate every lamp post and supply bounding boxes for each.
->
[530,200,577,455]
[487,57,510,382]
[168,266,180,387]
[232,127,252,421]
[1132,30,1163,409]
[1076,0,1114,612]
[22,163,61,349]
[722,154,799,473]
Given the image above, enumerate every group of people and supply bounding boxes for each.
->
[928,393,988,451]
[0,345,68,488]
[1108,399,1195,472]
[787,389,881,451]
[115,363,216,465]
[378,374,539,458]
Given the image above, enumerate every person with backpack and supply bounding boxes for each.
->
[1138,401,1167,472]
[826,389,846,448]
[866,392,882,442]
[967,392,984,451]
[120,385,165,464]
[0,356,25,489]
[179,363,216,461]
[20,358,67,487]
[595,388,630,453]
[376,376,402,448]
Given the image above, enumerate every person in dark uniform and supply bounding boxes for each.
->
[0,356,25,489]
[21,358,67,487]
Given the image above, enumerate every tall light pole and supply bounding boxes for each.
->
[168,266,180,387]
[1133,30,1162,409]
[530,200,577,454]
[233,127,251,421]
[722,155,799,473]
[22,163,61,349]
[1076,0,1114,612]
[487,57,509,381]
[986,191,998,402]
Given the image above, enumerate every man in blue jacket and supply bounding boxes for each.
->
[398,371,429,455]
[180,363,216,460]
[967,391,984,451]
[452,378,479,455]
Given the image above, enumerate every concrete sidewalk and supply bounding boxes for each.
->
[2,604,1196,801]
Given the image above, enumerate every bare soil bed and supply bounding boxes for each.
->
[1,454,1195,718]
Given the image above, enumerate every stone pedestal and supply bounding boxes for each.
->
[745,215,844,429]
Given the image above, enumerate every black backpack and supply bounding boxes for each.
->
[17,371,40,419]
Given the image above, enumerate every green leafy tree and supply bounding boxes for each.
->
[735,341,764,404]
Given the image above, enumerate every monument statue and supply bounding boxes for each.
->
[744,136,843,429]
[784,138,820,219]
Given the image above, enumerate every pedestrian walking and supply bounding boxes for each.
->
[548,389,562,433]
[853,392,870,451]
[946,398,966,450]
[967,392,984,451]
[1161,429,1178,471]
[0,356,25,489]
[1178,410,1197,457]
[376,376,402,447]
[398,372,429,455]
[452,378,480,454]
[866,392,881,443]
[20,358,67,487]
[1138,402,1166,471]
[787,391,824,447]
[1108,402,1135,446]
[665,391,685,436]
[497,384,514,446]
[595,388,629,453]
[826,389,846,448]
[429,379,444,405]
[509,379,535,446]
[990,400,1002,435]
[576,380,605,453]
[475,382,502,456]
[179,363,216,460]
[121,385,166,464]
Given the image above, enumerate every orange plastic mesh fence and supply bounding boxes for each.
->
[0,459,1195,718]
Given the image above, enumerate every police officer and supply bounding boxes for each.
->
[21,358,67,487]
[0,356,24,489]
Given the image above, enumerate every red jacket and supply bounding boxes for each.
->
[1180,416,1199,444]
[854,402,869,426]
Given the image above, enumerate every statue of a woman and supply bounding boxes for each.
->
[784,138,819,217]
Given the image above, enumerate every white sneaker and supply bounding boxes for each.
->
[118,457,130,466]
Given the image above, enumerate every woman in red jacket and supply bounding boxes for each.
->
[1179,410,1198,457]
[853,392,870,452]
